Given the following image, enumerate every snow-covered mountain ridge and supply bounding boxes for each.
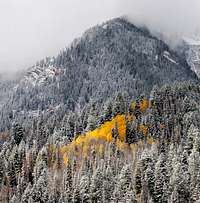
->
[0,18,198,132]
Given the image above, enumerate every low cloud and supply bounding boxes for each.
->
[0,0,199,74]
[0,0,118,73]
[118,0,200,45]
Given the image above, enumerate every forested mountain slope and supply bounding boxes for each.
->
[0,18,198,132]
[0,18,200,203]
[1,82,200,202]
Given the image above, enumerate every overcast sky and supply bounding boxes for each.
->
[0,0,200,73]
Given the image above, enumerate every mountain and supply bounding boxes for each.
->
[0,18,198,132]
[0,18,200,203]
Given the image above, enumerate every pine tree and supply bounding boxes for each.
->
[72,185,81,203]
[135,161,142,200]
[101,101,112,123]
[79,175,90,203]
[145,162,155,199]
[140,149,154,202]
[112,93,126,116]
[90,167,103,202]
[178,150,191,202]
[9,146,23,175]
[114,164,133,202]
[21,183,32,203]
[12,122,24,145]
[102,166,114,202]
[10,194,20,203]
[153,153,168,203]
[7,162,17,188]
[85,106,98,132]
[65,114,76,141]
[62,163,73,202]
[126,120,137,144]
[31,168,49,203]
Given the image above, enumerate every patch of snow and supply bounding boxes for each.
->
[163,51,178,65]
[15,65,61,88]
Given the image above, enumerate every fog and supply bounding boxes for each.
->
[0,0,200,73]
[120,0,200,46]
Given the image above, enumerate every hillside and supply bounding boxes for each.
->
[1,81,200,202]
[0,18,198,132]
[0,18,200,203]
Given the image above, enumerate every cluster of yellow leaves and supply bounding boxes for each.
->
[60,115,134,165]
[131,102,137,110]
[131,99,151,112]
[140,99,151,112]
[139,125,148,136]
[50,99,161,167]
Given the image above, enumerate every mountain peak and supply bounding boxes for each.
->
[0,17,198,132]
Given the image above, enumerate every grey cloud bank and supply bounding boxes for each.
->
[119,0,200,45]
[0,0,199,73]
[0,0,118,73]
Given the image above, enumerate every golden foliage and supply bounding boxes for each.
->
[139,125,148,136]
[131,99,150,112]
[50,99,162,167]
[131,102,136,110]
[59,115,134,166]
[140,99,150,112]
